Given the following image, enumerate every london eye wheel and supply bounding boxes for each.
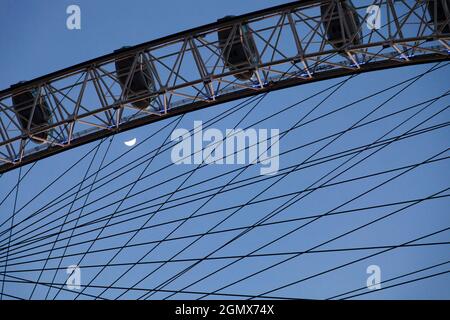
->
[0,0,449,301]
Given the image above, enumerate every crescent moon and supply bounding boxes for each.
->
[124,138,137,147]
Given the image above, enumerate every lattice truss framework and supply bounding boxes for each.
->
[0,0,449,172]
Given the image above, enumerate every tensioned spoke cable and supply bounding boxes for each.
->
[0,162,36,209]
[4,241,449,274]
[9,215,443,300]
[0,76,356,253]
[73,91,269,299]
[3,57,438,246]
[114,88,450,299]
[234,93,449,238]
[27,137,108,299]
[51,114,187,300]
[3,62,446,251]
[3,57,446,300]
[2,97,446,272]
[0,116,180,242]
[341,270,450,300]
[192,103,450,300]
[328,260,450,300]
[0,292,23,300]
[0,121,448,266]
[342,269,450,300]
[0,167,21,300]
[0,185,448,272]
[0,272,296,300]
[0,137,109,238]
[2,5,449,300]
[0,93,267,248]
[76,72,356,300]
[44,137,114,299]
[0,94,264,238]
[0,144,449,268]
[0,156,448,269]
[4,101,447,258]
[166,130,449,299]
[144,63,446,300]
[163,73,448,298]
[90,92,270,300]
[0,90,307,245]
[0,96,245,242]
[1,127,446,298]
[131,74,362,300]
[169,157,450,300]
[252,224,450,299]
[0,272,107,300]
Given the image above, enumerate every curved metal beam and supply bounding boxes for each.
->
[0,0,449,173]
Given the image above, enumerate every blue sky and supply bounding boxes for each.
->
[0,0,449,300]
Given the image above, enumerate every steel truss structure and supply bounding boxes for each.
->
[0,0,449,173]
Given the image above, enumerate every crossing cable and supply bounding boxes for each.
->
[72,91,269,300]
[3,240,449,274]
[141,63,447,299]
[0,6,439,240]
[50,114,187,299]
[0,167,21,300]
[0,120,448,264]
[0,116,178,240]
[1,6,447,299]
[0,186,448,271]
[0,162,37,210]
[4,221,446,300]
[1,244,448,300]
[344,270,450,299]
[0,272,295,300]
[153,65,449,297]
[44,137,117,299]
[0,93,266,246]
[0,49,405,243]
[0,82,328,245]
[0,272,106,300]
[0,137,111,238]
[27,138,108,298]
[328,260,450,300]
[188,105,450,300]
[251,223,450,299]
[0,77,351,253]
[73,77,358,294]
[50,97,448,260]
[0,94,446,262]
[0,69,113,234]
[160,120,449,299]
[9,111,447,258]
[2,61,445,248]
[0,66,446,256]
[123,75,368,300]
[9,62,447,256]
[86,93,270,300]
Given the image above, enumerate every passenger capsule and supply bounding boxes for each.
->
[11,85,51,143]
[217,16,259,81]
[114,47,156,109]
[427,0,450,34]
[321,0,361,51]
